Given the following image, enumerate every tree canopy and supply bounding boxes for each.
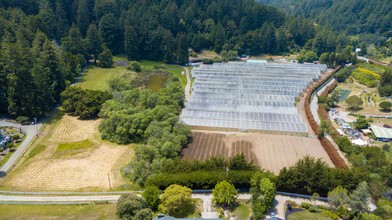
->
[158,184,194,218]
[212,181,238,207]
[116,194,152,220]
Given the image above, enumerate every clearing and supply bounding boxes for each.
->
[1,113,132,191]
[0,204,117,219]
[78,55,135,91]
[288,210,332,220]
[182,131,334,174]
[336,77,391,116]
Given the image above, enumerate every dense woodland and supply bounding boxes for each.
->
[0,0,356,118]
[258,0,392,59]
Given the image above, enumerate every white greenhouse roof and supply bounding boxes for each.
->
[180,62,327,133]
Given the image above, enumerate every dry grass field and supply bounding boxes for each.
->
[183,131,333,174]
[1,114,132,191]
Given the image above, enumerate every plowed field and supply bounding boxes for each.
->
[2,114,132,191]
[183,131,333,174]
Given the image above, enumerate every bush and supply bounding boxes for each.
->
[309,206,318,213]
[320,210,339,220]
[61,87,112,119]
[383,144,391,152]
[379,101,392,111]
[353,117,370,129]
[146,170,259,189]
[128,61,142,72]
[16,116,30,125]
[116,194,150,219]
[318,95,327,103]
[142,186,161,211]
[301,202,312,209]
[202,58,213,64]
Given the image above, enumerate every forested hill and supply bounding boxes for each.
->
[1,0,348,119]
[257,0,392,46]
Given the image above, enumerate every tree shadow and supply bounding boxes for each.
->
[347,107,363,113]
[380,109,392,113]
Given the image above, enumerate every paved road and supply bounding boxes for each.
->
[0,191,334,219]
[310,78,336,124]
[0,194,120,204]
[183,67,191,101]
[0,120,42,175]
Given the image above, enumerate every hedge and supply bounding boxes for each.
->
[145,170,266,190]
[304,66,348,169]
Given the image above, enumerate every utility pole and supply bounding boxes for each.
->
[108,172,112,190]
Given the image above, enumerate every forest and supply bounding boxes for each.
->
[0,0,356,119]
[258,0,392,59]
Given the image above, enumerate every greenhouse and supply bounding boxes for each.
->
[180,62,327,134]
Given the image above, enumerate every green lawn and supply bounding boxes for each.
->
[54,139,94,157]
[380,56,392,64]
[78,65,133,91]
[166,66,187,87]
[230,200,251,220]
[0,204,117,220]
[288,211,332,220]
[139,60,164,70]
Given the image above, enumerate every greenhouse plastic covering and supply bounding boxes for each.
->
[180,62,327,133]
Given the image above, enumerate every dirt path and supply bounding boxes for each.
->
[183,67,191,101]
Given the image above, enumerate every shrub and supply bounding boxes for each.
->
[309,206,318,213]
[353,117,370,129]
[202,58,213,64]
[301,202,312,209]
[318,95,327,103]
[352,68,379,87]
[320,210,339,220]
[146,170,258,189]
[383,144,391,152]
[128,61,142,72]
[16,116,30,125]
[116,194,150,219]
[379,101,392,111]
[304,66,348,169]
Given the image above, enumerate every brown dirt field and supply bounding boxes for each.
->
[183,131,334,174]
[2,114,132,191]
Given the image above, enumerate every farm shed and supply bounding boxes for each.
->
[371,126,392,142]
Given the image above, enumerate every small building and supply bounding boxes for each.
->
[371,126,392,142]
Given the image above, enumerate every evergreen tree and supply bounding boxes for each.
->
[98,13,122,53]
[349,182,370,213]
[61,24,85,55]
[124,25,140,60]
[86,23,103,61]
[97,44,113,68]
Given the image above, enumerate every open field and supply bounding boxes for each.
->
[78,65,134,91]
[182,131,334,174]
[1,114,132,191]
[0,204,117,220]
[288,211,332,220]
[336,80,392,116]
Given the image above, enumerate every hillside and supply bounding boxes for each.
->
[258,0,392,47]
[0,0,345,118]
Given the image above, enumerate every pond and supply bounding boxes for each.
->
[145,74,168,92]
